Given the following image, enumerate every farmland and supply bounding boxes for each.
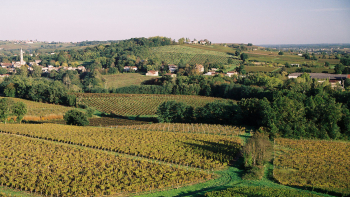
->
[102,73,161,89]
[0,96,72,121]
[119,123,246,136]
[274,138,350,196]
[75,93,233,116]
[0,124,242,170]
[139,45,235,65]
[0,134,210,196]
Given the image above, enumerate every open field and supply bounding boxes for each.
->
[244,66,279,73]
[246,50,340,65]
[102,73,160,89]
[75,93,234,116]
[43,117,149,126]
[0,124,242,170]
[141,45,233,65]
[274,138,350,196]
[119,123,246,137]
[0,96,72,120]
[0,134,210,196]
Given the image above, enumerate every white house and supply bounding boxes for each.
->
[195,64,204,73]
[146,70,159,76]
[226,71,238,77]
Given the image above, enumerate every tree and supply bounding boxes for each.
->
[334,64,345,74]
[64,109,89,126]
[325,61,330,67]
[178,37,185,44]
[4,83,16,97]
[157,101,193,123]
[12,102,27,123]
[32,65,42,77]
[235,51,241,57]
[278,51,284,55]
[240,53,248,62]
[242,132,272,168]
[0,67,7,75]
[0,98,12,123]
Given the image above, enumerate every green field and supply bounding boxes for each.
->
[102,73,161,89]
[141,45,234,65]
[75,93,233,116]
[246,50,340,66]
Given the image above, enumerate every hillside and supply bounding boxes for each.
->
[102,73,160,89]
[75,93,234,116]
[0,96,73,121]
[140,45,238,65]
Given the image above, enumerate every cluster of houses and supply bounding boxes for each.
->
[288,73,350,88]
[144,63,238,78]
[185,39,209,45]
[0,61,86,75]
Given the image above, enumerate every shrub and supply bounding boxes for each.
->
[64,109,89,126]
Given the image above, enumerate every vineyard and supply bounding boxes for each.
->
[274,138,350,196]
[138,45,234,65]
[205,186,325,197]
[0,134,210,196]
[118,123,246,136]
[43,117,149,126]
[0,96,71,118]
[75,93,232,116]
[0,124,242,170]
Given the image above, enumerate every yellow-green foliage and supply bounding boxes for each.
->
[274,138,350,195]
[75,93,232,116]
[0,123,242,169]
[0,96,71,117]
[0,134,209,196]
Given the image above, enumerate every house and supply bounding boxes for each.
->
[124,66,138,72]
[0,74,10,78]
[191,39,198,44]
[165,73,177,77]
[288,73,350,87]
[199,40,206,45]
[195,64,204,73]
[226,71,238,77]
[1,63,12,68]
[204,71,217,76]
[168,64,178,73]
[77,66,86,72]
[35,60,42,65]
[146,70,159,76]
[290,64,300,67]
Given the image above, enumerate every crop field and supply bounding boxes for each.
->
[102,73,160,89]
[0,134,210,196]
[284,67,335,73]
[246,50,340,65]
[75,93,233,116]
[119,123,246,136]
[185,44,238,54]
[205,186,325,197]
[274,138,350,196]
[0,124,242,170]
[42,117,149,126]
[0,96,71,119]
[140,45,232,65]
[244,66,279,73]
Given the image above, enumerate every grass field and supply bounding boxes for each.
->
[75,93,234,116]
[102,73,160,89]
[246,50,340,65]
[141,45,232,65]
[0,96,73,120]
[274,138,350,196]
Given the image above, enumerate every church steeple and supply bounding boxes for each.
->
[20,48,24,65]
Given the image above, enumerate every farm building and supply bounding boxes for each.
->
[124,66,138,72]
[288,73,350,87]
[226,71,238,77]
[168,64,178,73]
[146,70,159,76]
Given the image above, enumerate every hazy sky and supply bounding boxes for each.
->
[1,0,349,44]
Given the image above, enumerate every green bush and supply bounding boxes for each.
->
[64,109,89,126]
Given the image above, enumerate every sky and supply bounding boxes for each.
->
[1,0,349,44]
